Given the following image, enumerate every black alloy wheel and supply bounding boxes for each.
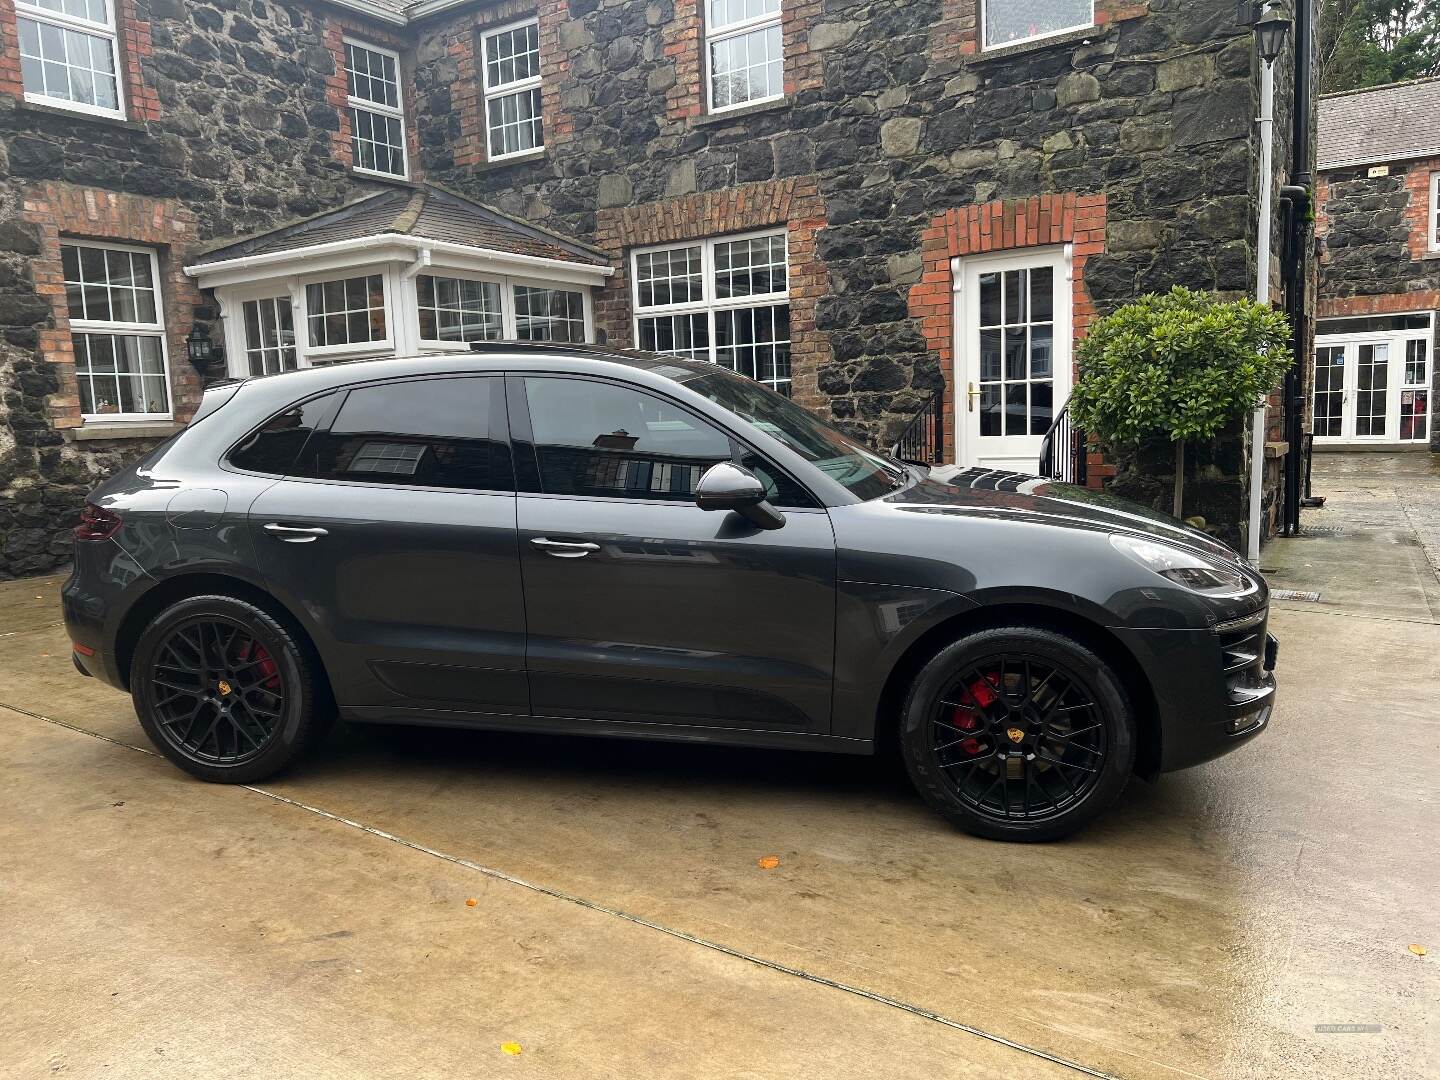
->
[901,626,1135,841]
[132,595,326,783]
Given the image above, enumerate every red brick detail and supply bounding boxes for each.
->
[322,16,422,179]
[666,0,822,122]
[594,178,829,411]
[0,0,158,120]
[20,183,203,430]
[1401,158,1440,260]
[909,194,1110,483]
[933,0,1148,63]
[1318,291,1440,319]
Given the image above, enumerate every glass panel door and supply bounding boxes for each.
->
[1354,342,1389,437]
[1312,344,1345,439]
[1401,338,1430,442]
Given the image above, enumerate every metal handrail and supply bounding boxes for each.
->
[891,388,945,465]
[1037,404,1087,485]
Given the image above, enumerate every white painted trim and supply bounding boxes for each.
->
[321,0,407,26]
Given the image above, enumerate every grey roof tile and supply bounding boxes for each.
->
[1318,77,1440,171]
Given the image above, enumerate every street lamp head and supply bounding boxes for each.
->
[186,324,219,371]
[1255,7,1292,64]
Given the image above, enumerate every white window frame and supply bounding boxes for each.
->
[705,1,784,115]
[980,0,1095,52]
[64,239,172,422]
[299,267,396,361]
[344,38,408,180]
[413,269,592,347]
[481,18,544,163]
[238,294,300,377]
[1428,172,1439,253]
[631,228,791,393]
[15,0,125,119]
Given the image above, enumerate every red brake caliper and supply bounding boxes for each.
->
[241,641,280,691]
[949,673,999,756]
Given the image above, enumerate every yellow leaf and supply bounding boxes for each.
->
[1408,944,1427,956]
[465,898,477,907]
[757,855,780,870]
[500,1042,522,1056]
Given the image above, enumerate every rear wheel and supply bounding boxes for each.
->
[900,626,1135,842]
[131,595,324,783]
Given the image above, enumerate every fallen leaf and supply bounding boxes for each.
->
[465,898,478,907]
[757,855,780,870]
[1408,944,1427,956]
[500,1042,522,1056]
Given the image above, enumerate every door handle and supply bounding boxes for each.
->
[968,381,979,413]
[531,537,600,558]
[263,522,329,543]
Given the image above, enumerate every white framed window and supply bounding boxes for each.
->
[482,19,543,161]
[241,296,298,376]
[61,241,171,420]
[416,274,505,343]
[1429,172,1439,253]
[514,285,585,342]
[305,273,389,352]
[706,0,783,113]
[345,39,407,178]
[633,230,791,395]
[16,0,124,118]
[982,0,1094,50]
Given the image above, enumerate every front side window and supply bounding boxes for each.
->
[61,242,170,419]
[482,20,543,160]
[634,231,791,395]
[524,377,732,500]
[417,275,504,343]
[16,0,122,117]
[312,378,508,491]
[305,274,387,349]
[707,0,782,112]
[345,40,407,177]
[241,297,298,376]
[514,285,585,342]
[983,0,1094,49]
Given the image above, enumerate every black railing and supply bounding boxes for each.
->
[892,389,945,465]
[1037,405,1088,485]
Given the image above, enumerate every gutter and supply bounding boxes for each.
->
[1280,0,1315,538]
[320,0,408,27]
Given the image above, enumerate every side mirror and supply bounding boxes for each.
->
[695,462,786,530]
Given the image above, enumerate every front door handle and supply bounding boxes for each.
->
[531,537,600,558]
[263,522,329,543]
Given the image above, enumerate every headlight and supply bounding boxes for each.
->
[1109,533,1258,599]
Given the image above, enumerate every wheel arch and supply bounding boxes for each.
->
[115,572,330,702]
[873,603,1162,779]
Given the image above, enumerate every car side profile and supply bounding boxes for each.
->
[63,344,1277,841]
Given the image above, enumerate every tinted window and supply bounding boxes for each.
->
[737,449,815,508]
[312,378,509,491]
[525,377,732,500]
[229,395,334,475]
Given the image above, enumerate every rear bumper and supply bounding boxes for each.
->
[61,564,128,690]
[1113,617,1277,773]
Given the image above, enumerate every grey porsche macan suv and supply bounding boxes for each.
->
[63,344,1277,841]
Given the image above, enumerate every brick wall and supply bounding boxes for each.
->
[909,194,1110,484]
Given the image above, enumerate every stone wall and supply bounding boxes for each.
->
[414,0,1277,546]
[0,0,407,577]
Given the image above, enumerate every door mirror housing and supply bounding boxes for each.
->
[695,463,786,530]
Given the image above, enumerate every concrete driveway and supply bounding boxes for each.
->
[2,454,1436,1079]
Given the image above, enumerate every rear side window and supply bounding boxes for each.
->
[310,377,510,491]
[229,394,335,475]
[523,376,732,501]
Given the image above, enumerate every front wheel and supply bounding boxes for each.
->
[900,626,1136,842]
[131,594,324,784]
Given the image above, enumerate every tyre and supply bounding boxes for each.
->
[131,594,326,784]
[899,626,1135,842]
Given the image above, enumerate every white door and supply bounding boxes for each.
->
[1313,330,1431,445]
[954,248,1072,472]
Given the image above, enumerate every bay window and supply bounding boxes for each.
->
[633,231,791,395]
[345,40,408,178]
[417,275,504,343]
[62,241,170,419]
[16,0,123,118]
[241,297,298,376]
[983,0,1094,50]
[515,286,585,342]
[707,0,783,112]
[482,20,543,160]
[305,274,387,351]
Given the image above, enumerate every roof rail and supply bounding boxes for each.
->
[467,339,610,355]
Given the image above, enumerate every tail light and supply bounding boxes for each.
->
[74,502,123,541]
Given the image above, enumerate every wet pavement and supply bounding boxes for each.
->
[1,452,1436,1079]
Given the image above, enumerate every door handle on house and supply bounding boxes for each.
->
[531,537,600,558]
[263,523,329,543]
[968,381,979,413]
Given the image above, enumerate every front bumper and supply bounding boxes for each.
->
[1113,611,1277,773]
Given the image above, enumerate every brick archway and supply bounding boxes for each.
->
[907,194,1108,480]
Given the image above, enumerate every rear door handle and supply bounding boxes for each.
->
[263,522,329,543]
[530,537,599,558]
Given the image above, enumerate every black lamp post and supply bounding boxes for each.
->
[1255,7,1292,65]
[186,324,220,376]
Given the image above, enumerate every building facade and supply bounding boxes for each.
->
[1315,77,1440,452]
[0,0,1310,578]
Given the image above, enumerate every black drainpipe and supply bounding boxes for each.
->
[1280,0,1315,535]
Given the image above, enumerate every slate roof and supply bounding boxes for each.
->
[192,185,609,267]
[1318,77,1440,171]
